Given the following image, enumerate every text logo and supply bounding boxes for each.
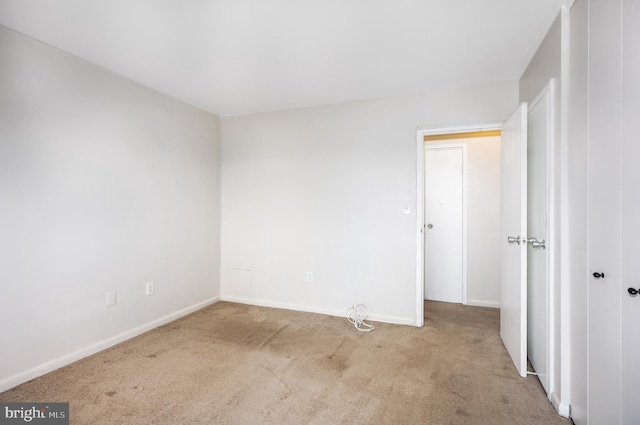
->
[0,403,68,425]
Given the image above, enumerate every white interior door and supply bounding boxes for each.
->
[621,2,640,420]
[500,103,528,378]
[587,2,623,422]
[527,83,554,394]
[424,146,463,303]
[622,112,640,423]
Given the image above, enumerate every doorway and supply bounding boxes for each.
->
[416,82,558,408]
[417,127,503,323]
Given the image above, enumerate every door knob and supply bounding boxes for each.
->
[427,223,433,229]
[628,288,639,296]
[507,236,521,245]
[593,272,605,279]
[527,238,546,249]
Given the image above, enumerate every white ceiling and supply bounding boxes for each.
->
[0,0,565,116]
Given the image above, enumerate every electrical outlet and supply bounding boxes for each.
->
[106,291,117,307]
[146,281,155,296]
[306,271,313,282]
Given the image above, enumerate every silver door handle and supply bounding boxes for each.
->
[507,236,521,245]
[527,238,546,249]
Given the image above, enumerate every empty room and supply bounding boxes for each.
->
[1,1,639,424]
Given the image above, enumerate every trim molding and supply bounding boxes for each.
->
[0,297,220,393]
[423,130,501,141]
[221,295,416,327]
[550,391,571,418]
[466,299,500,309]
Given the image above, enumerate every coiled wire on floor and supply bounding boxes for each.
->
[346,304,375,332]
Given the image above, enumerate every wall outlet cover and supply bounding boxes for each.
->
[106,291,117,307]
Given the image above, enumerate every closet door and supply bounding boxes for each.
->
[587,0,622,422]
[621,1,640,422]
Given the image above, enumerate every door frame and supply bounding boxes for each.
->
[423,143,468,305]
[529,79,559,405]
[415,123,503,326]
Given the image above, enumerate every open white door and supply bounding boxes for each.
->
[500,103,528,378]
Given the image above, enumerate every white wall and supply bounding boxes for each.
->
[520,15,562,104]
[220,84,518,324]
[0,26,221,391]
[426,136,502,308]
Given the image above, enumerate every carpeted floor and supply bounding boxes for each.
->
[0,301,571,424]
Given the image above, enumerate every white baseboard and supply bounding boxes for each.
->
[0,297,220,393]
[220,295,416,326]
[550,392,571,418]
[466,299,500,309]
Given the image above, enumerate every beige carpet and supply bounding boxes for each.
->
[0,301,571,424]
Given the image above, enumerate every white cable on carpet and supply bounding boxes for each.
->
[346,304,375,332]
